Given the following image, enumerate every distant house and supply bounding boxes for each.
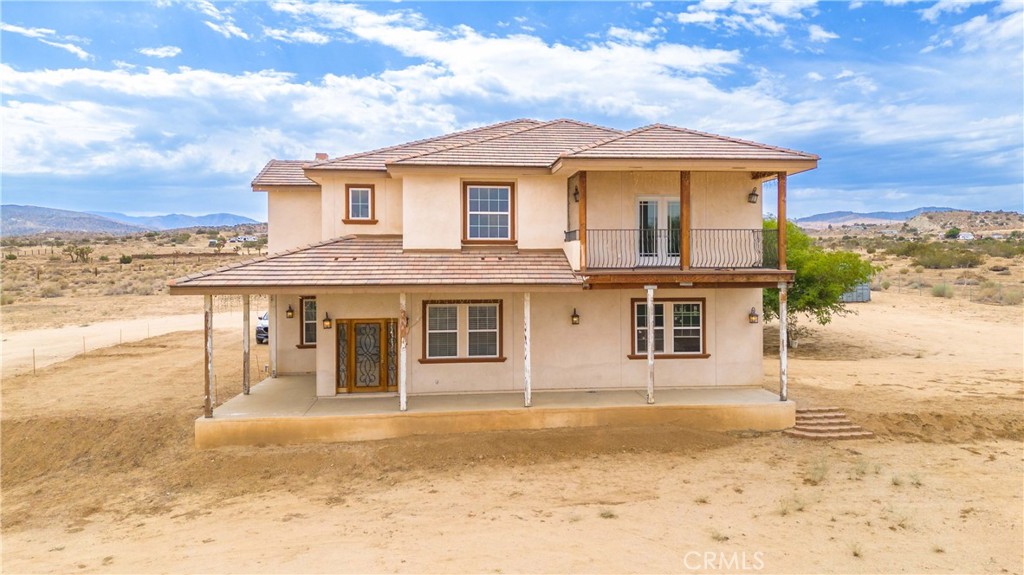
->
[169,119,821,446]
[957,232,975,241]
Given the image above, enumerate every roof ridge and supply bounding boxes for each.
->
[385,118,567,164]
[648,124,820,159]
[305,118,542,169]
[559,124,658,157]
[387,119,623,165]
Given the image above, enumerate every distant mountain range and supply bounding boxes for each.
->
[87,211,258,230]
[1,205,259,236]
[795,207,957,226]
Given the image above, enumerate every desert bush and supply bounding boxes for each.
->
[98,255,109,262]
[39,283,63,298]
[4,253,17,260]
[119,254,133,265]
[1,293,14,305]
[931,283,954,298]
[881,280,891,290]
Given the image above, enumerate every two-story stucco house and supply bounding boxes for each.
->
[170,119,816,447]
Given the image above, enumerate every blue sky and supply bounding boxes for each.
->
[1,0,1021,220]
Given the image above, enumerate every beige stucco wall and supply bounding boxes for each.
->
[402,175,462,250]
[517,175,567,249]
[317,174,403,240]
[272,295,316,375]
[289,288,764,397]
[267,189,321,253]
[586,171,761,230]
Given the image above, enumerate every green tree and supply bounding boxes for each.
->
[762,219,874,340]
[944,227,961,239]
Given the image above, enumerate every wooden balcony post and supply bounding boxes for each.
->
[680,171,691,270]
[242,294,250,395]
[777,172,787,270]
[399,292,408,412]
[204,294,213,418]
[579,171,588,271]
[645,285,656,404]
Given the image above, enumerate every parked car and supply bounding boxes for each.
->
[256,311,269,344]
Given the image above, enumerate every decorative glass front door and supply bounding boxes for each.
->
[336,319,398,393]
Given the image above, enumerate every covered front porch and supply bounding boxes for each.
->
[195,375,795,448]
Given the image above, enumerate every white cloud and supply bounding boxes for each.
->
[805,71,824,81]
[0,22,56,39]
[808,24,838,42]
[186,0,251,40]
[1,21,92,60]
[920,0,990,22]
[204,20,249,40]
[672,0,819,36]
[677,11,718,24]
[263,27,329,44]
[138,46,182,58]
[848,1,864,9]
[607,26,661,45]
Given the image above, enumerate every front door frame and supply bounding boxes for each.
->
[336,318,398,393]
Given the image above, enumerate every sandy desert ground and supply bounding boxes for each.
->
[1,290,1022,574]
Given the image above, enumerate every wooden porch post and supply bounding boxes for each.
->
[399,292,408,412]
[645,285,656,404]
[579,172,588,272]
[777,172,788,270]
[269,294,278,378]
[242,294,250,395]
[204,294,213,418]
[779,282,788,401]
[680,171,691,270]
[524,292,532,407]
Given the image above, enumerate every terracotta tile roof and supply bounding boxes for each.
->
[389,119,622,168]
[561,124,819,161]
[169,236,582,291]
[308,119,544,172]
[251,160,318,188]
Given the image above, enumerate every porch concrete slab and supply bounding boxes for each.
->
[197,376,794,448]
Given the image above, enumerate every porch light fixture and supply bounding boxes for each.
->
[285,305,294,319]
[323,312,333,330]
[747,187,759,204]
[748,307,760,324]
[573,185,580,203]
[571,308,580,325]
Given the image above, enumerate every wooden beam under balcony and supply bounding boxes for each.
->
[583,269,795,289]
[777,172,787,271]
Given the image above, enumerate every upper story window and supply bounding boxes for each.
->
[629,298,708,359]
[463,182,515,244]
[344,184,376,224]
[300,296,317,347]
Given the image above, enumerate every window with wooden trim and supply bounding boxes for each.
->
[422,300,505,362]
[344,184,376,224]
[630,298,707,358]
[300,296,317,347]
[463,182,515,243]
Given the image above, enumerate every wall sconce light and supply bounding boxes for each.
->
[285,305,294,319]
[571,308,580,325]
[573,185,580,203]
[748,307,760,324]
[323,313,333,329]
[747,187,759,204]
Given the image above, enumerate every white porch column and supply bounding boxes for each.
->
[645,285,656,404]
[779,282,789,401]
[269,294,278,378]
[242,294,251,395]
[204,294,214,418]
[399,292,408,412]
[524,292,532,407]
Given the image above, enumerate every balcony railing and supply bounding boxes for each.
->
[583,228,778,269]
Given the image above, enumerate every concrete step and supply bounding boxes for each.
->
[796,407,843,413]
[783,429,875,440]
[796,413,847,421]
[793,424,864,432]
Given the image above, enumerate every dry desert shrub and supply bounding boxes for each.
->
[930,283,954,298]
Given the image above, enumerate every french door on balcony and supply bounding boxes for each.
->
[637,197,681,266]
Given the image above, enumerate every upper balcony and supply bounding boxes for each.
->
[571,228,779,270]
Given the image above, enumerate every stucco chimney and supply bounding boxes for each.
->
[315,152,328,161]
